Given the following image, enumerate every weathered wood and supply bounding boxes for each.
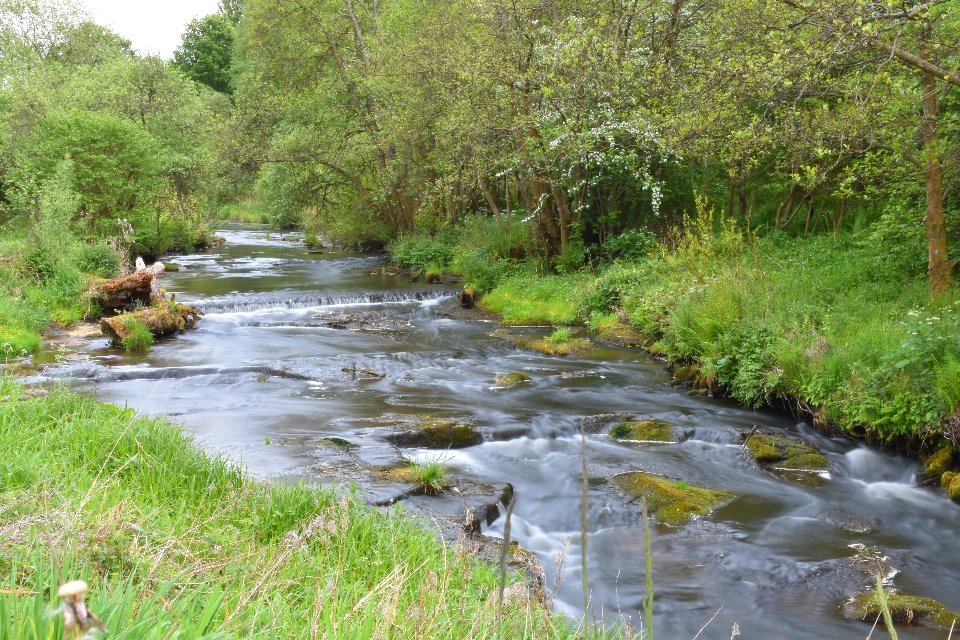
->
[100,304,202,344]
[92,261,166,310]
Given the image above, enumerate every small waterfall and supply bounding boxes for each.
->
[837,447,918,485]
[194,290,457,314]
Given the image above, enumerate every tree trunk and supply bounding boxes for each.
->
[100,304,202,344]
[920,45,952,296]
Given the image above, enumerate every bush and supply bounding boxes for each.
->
[388,233,456,272]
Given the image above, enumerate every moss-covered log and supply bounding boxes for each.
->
[100,304,201,345]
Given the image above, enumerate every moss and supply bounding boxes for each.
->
[425,267,443,284]
[844,592,960,630]
[673,365,699,381]
[778,453,829,470]
[609,420,675,442]
[592,318,643,345]
[745,432,825,470]
[515,337,594,356]
[162,262,180,272]
[950,473,960,503]
[388,419,482,449]
[322,437,357,449]
[611,472,736,526]
[925,447,954,480]
[942,471,957,488]
[746,437,783,463]
[494,372,530,388]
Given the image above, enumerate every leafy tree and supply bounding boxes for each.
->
[174,13,235,94]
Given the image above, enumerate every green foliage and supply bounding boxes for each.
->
[388,233,456,272]
[174,13,235,94]
[76,243,120,278]
[119,317,153,353]
[546,328,572,343]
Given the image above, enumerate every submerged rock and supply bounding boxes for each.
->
[321,437,358,449]
[386,418,482,449]
[610,471,736,526]
[744,430,829,471]
[843,592,960,630]
[493,372,530,388]
[609,420,677,443]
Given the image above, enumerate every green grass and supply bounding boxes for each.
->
[0,379,601,639]
[119,317,153,352]
[481,275,586,325]
[219,200,270,224]
[545,328,572,343]
[408,460,449,494]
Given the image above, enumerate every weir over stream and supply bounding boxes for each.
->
[40,226,960,639]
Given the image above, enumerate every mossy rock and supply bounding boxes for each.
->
[744,431,826,471]
[593,320,643,346]
[322,437,358,449]
[778,453,829,470]
[950,473,960,503]
[925,447,954,480]
[425,267,443,284]
[515,337,594,356]
[843,592,960,630]
[610,472,736,526]
[387,419,482,449]
[494,372,530,388]
[943,471,958,489]
[162,262,180,272]
[672,365,700,382]
[609,420,675,443]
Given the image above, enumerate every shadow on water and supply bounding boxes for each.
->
[38,225,960,639]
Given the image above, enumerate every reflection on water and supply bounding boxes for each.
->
[39,226,960,639]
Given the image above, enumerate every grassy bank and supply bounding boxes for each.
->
[389,210,960,458]
[0,379,594,639]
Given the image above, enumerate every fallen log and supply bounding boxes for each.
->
[92,261,166,310]
[100,303,202,345]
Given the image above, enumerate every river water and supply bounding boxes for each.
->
[40,227,960,639]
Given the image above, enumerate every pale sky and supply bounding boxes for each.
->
[78,0,222,59]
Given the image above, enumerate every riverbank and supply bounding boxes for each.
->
[389,214,960,480]
[0,379,585,639]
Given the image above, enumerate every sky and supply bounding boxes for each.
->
[78,0,222,59]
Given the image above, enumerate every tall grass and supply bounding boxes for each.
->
[0,379,615,639]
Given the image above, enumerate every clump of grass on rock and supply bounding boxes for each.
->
[516,328,593,357]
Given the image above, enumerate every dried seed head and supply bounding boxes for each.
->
[57,580,88,599]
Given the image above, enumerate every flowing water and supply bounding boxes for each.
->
[39,226,960,639]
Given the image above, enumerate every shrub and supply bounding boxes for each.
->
[388,233,456,272]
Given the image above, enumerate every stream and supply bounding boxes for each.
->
[37,226,960,639]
